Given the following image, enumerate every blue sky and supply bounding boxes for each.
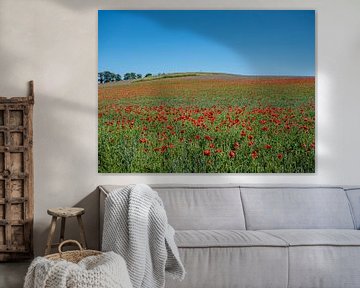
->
[98,10,315,76]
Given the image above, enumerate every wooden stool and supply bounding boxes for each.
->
[45,207,87,255]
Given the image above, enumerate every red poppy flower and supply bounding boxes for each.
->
[264,144,272,149]
[233,142,240,149]
[203,150,211,156]
[195,135,201,140]
[204,135,212,141]
[216,149,223,153]
[277,153,283,160]
[139,138,148,143]
[251,151,258,159]
[229,150,236,158]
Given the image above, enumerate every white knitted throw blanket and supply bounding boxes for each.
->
[102,184,185,288]
[24,251,132,288]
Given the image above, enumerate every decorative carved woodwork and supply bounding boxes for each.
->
[0,81,34,261]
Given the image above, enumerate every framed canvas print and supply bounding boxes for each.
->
[98,10,315,173]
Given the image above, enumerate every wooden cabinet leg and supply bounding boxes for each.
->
[60,217,66,243]
[77,215,87,249]
[45,216,57,255]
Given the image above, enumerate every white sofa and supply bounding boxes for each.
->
[99,185,360,288]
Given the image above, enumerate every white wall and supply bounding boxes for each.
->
[0,0,359,256]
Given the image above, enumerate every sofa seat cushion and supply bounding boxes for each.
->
[262,229,360,246]
[166,246,289,288]
[175,230,288,248]
[260,230,360,288]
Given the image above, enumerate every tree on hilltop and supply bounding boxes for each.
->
[103,71,114,83]
[98,71,123,83]
[98,72,105,84]
[98,71,153,83]
[124,72,137,80]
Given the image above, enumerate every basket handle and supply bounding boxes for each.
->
[58,240,83,255]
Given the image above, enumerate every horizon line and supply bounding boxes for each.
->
[98,71,315,78]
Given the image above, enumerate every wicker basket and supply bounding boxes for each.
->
[45,240,102,263]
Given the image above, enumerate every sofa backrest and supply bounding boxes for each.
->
[153,185,246,230]
[100,185,357,231]
[240,186,355,230]
[100,184,246,230]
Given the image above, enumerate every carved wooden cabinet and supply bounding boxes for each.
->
[0,81,34,261]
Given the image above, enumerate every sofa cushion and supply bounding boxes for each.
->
[175,230,287,248]
[260,230,360,288]
[241,187,355,230]
[154,186,246,230]
[345,188,360,229]
[262,229,360,246]
[165,247,288,288]
[100,185,246,230]
[287,246,360,288]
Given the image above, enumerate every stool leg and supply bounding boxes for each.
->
[45,216,57,255]
[77,215,87,249]
[60,217,66,243]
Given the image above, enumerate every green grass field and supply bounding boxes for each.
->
[98,74,315,173]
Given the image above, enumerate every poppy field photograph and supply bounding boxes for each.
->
[98,10,315,173]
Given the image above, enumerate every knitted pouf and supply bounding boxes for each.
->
[24,251,133,288]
